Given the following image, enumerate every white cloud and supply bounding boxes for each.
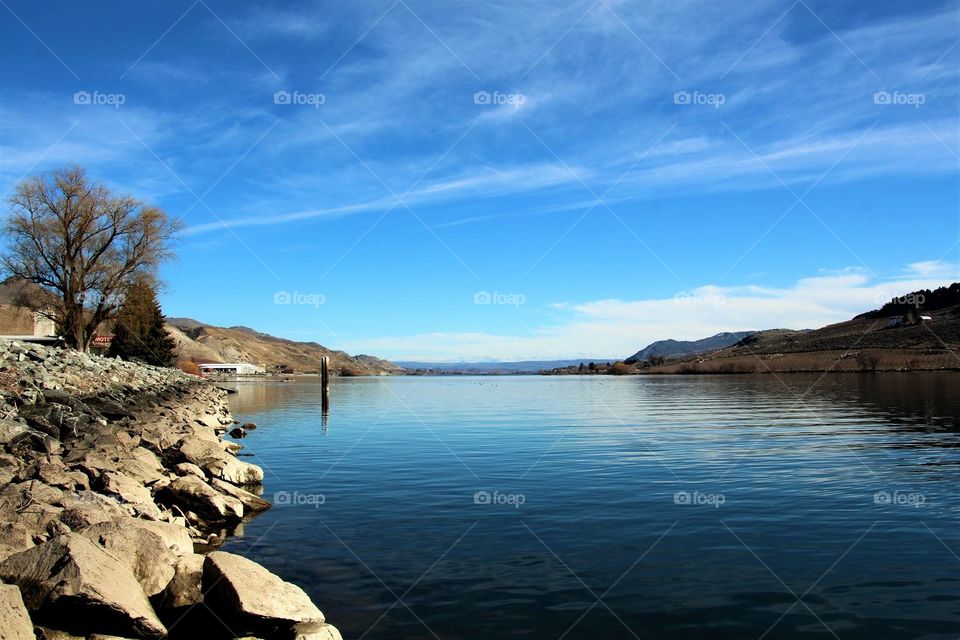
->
[342,263,960,361]
[183,162,585,235]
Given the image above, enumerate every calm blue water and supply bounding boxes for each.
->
[222,374,960,639]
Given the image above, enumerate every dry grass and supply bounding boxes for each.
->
[0,367,22,397]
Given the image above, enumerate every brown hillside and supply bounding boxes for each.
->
[166,319,402,375]
[642,307,960,374]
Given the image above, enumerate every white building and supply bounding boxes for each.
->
[199,363,265,375]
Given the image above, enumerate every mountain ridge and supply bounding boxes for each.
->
[624,331,756,363]
[166,317,402,375]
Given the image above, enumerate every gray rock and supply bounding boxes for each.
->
[0,533,167,639]
[0,583,34,640]
[2,500,63,545]
[78,521,177,597]
[126,518,195,557]
[179,437,263,485]
[0,479,64,508]
[0,522,34,562]
[223,440,243,454]
[203,551,324,636]
[99,472,163,520]
[210,478,272,514]
[173,462,205,479]
[0,419,37,445]
[114,447,166,486]
[0,453,20,485]
[156,475,243,523]
[292,622,344,640]
[37,461,90,491]
[34,627,87,640]
[81,397,134,421]
[58,491,130,530]
[16,405,61,440]
[156,552,204,610]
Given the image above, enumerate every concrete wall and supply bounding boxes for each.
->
[0,304,55,336]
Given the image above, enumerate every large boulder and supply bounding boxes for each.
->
[124,519,194,557]
[178,438,263,485]
[134,420,186,456]
[0,583,34,640]
[203,551,324,636]
[81,396,134,421]
[156,476,243,523]
[0,419,39,445]
[99,472,163,521]
[0,479,64,507]
[0,533,167,639]
[114,447,166,486]
[78,521,177,597]
[37,461,90,491]
[156,553,205,610]
[58,492,130,530]
[210,478,272,514]
[69,447,124,477]
[173,462,204,479]
[0,522,34,562]
[0,453,21,485]
[16,404,61,440]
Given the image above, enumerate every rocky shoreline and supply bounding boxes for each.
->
[0,340,340,640]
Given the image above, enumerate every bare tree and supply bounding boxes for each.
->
[1,166,181,352]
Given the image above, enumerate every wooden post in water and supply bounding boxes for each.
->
[320,356,330,421]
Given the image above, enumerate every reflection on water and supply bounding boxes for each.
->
[222,374,960,639]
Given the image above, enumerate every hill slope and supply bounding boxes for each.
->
[166,318,402,375]
[641,286,960,374]
[624,331,755,363]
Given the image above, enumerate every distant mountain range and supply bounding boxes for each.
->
[166,317,402,375]
[624,331,756,363]
[396,359,613,374]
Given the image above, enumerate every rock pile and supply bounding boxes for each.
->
[0,340,341,640]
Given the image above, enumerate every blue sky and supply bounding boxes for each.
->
[1,0,958,361]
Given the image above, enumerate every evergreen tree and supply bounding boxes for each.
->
[108,281,177,367]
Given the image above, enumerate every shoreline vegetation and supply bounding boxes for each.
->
[0,339,341,640]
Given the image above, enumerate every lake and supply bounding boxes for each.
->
[222,374,960,639]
